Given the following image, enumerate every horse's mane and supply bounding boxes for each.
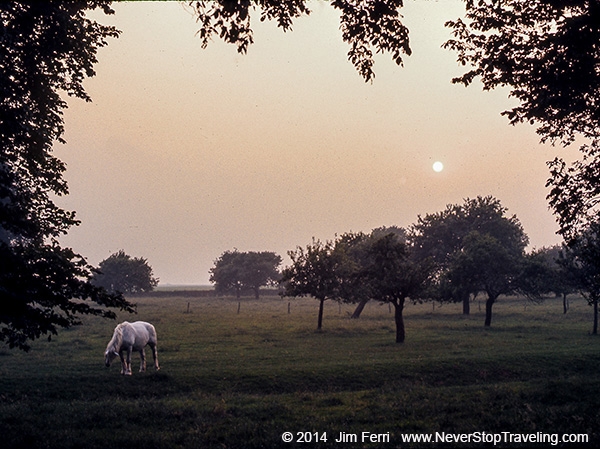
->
[106,321,129,353]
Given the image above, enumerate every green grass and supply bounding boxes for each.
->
[0,294,598,448]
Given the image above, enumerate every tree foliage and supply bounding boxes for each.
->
[410,196,528,316]
[547,143,600,242]
[0,1,133,351]
[358,233,432,343]
[92,250,159,295]
[189,0,411,82]
[446,231,525,327]
[445,0,600,147]
[281,239,350,329]
[282,229,431,342]
[562,221,600,334]
[335,227,406,318]
[210,250,282,299]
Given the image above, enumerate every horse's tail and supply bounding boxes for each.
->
[146,322,158,345]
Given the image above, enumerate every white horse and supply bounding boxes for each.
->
[104,321,160,375]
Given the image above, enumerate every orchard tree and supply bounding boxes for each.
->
[210,250,282,299]
[447,231,525,327]
[359,233,433,343]
[410,196,528,315]
[281,239,351,330]
[562,222,600,334]
[333,227,407,318]
[0,2,134,351]
[92,250,159,294]
[530,245,581,314]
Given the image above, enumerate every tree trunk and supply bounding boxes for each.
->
[350,298,370,318]
[563,293,569,314]
[484,295,496,327]
[593,297,598,335]
[317,298,325,330]
[393,299,406,343]
[462,293,470,315]
[254,287,259,299]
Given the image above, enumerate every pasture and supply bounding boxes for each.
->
[0,294,599,448]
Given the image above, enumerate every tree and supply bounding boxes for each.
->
[0,2,134,351]
[547,145,600,243]
[410,196,528,315]
[189,0,411,83]
[562,222,600,334]
[209,250,282,299]
[529,245,581,314]
[92,250,159,294]
[333,227,407,319]
[280,239,349,330]
[358,233,432,343]
[446,231,524,327]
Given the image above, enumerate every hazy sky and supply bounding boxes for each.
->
[55,0,577,285]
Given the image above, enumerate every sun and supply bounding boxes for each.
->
[432,161,444,172]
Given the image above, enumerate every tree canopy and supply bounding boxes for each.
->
[210,250,282,299]
[92,250,159,295]
[281,238,351,330]
[0,1,134,351]
[358,232,432,342]
[410,196,528,315]
[562,220,600,334]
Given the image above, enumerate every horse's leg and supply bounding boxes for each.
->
[125,347,133,375]
[151,342,160,370]
[119,351,126,375]
[139,348,146,372]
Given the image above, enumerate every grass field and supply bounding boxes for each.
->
[0,293,599,448]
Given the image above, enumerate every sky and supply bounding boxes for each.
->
[55,0,579,286]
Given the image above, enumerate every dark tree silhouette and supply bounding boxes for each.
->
[445,0,600,147]
[210,250,282,299]
[0,2,134,350]
[564,221,600,334]
[92,250,159,294]
[446,231,525,327]
[358,233,432,343]
[281,239,349,330]
[410,196,528,316]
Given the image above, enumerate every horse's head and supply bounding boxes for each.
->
[104,350,119,367]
